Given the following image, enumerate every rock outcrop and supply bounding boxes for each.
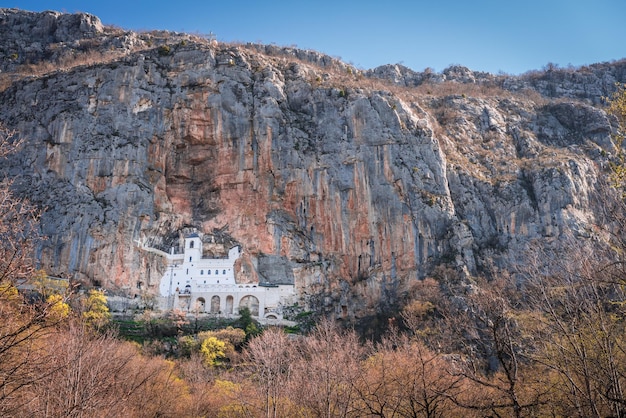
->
[1,9,624,324]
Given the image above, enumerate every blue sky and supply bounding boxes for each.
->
[5,1,626,75]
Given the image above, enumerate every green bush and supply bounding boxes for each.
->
[158,45,171,56]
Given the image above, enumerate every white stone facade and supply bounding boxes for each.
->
[148,234,295,322]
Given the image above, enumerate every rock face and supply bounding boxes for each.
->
[0,9,624,323]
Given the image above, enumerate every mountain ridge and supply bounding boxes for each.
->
[1,8,624,326]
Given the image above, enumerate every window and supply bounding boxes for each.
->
[189,241,194,249]
[189,256,192,262]
[223,270,226,275]
[215,270,218,275]
[186,269,189,275]
[200,270,203,275]
[208,270,211,275]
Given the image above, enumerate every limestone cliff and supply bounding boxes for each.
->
[1,9,624,322]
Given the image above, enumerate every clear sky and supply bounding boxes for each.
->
[5,0,626,75]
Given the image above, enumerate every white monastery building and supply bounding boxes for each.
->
[144,233,295,322]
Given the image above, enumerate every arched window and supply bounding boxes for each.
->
[200,270,204,275]
[189,241,194,249]
[239,295,260,316]
[208,270,211,275]
[210,296,220,313]
[225,295,234,314]
[215,270,218,275]
[222,270,226,275]
[196,297,205,312]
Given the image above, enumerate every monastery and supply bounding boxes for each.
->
[141,233,296,323]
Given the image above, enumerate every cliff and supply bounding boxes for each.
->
[1,9,624,323]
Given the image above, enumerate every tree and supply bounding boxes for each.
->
[46,293,71,322]
[487,86,626,415]
[200,336,226,366]
[423,276,550,417]
[354,333,463,418]
[289,319,364,417]
[0,124,70,414]
[22,321,190,417]
[32,269,69,301]
[0,125,39,285]
[203,378,258,418]
[81,289,111,330]
[522,240,626,417]
[238,306,260,340]
[196,326,245,363]
[244,327,295,418]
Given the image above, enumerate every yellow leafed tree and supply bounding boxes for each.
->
[200,336,226,366]
[82,289,111,329]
